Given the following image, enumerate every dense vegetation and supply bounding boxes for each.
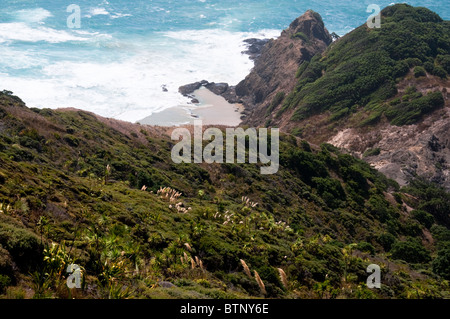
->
[0,91,448,299]
[276,4,449,127]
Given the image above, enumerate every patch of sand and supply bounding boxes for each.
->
[139,87,243,127]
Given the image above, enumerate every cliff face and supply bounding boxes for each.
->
[235,10,332,124]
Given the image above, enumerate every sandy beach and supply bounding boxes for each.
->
[139,86,244,127]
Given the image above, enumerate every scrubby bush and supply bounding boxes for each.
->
[63,134,80,147]
[292,32,309,42]
[391,239,431,263]
[432,249,450,279]
[430,225,450,243]
[356,241,376,255]
[365,195,391,222]
[414,66,426,78]
[377,233,396,251]
[312,177,346,208]
[423,61,435,73]
[411,210,434,228]
[266,92,286,115]
[436,54,450,73]
[404,58,422,68]
[402,220,423,236]
[432,66,447,78]
[0,217,42,270]
[0,274,11,294]
[386,91,444,126]
[405,179,450,227]
[0,245,13,277]
[363,148,381,158]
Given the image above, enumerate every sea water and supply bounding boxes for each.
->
[0,0,448,123]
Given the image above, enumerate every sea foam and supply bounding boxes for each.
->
[0,26,279,123]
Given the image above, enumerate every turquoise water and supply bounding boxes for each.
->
[0,0,448,122]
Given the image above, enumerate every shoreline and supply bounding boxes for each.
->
[138,86,244,127]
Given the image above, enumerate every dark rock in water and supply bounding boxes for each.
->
[179,82,202,96]
[205,82,229,95]
[178,80,208,96]
[242,38,270,61]
[178,80,242,105]
[330,32,340,41]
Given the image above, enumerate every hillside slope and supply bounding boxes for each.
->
[239,5,450,190]
[0,91,449,299]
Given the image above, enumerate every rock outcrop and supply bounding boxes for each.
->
[178,80,209,96]
[236,10,332,124]
[241,38,270,61]
[329,104,450,190]
[178,80,241,104]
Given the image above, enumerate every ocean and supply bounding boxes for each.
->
[0,0,448,123]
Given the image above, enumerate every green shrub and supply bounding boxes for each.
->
[256,265,281,287]
[432,249,450,280]
[356,241,376,255]
[296,61,310,78]
[436,54,450,73]
[266,92,286,115]
[9,147,34,162]
[292,32,309,42]
[312,177,346,208]
[197,235,240,271]
[63,134,80,147]
[300,140,312,152]
[329,107,349,121]
[290,127,303,137]
[0,218,42,270]
[386,91,444,126]
[377,233,396,251]
[430,225,450,243]
[365,195,392,222]
[402,220,423,236]
[394,60,410,77]
[391,239,431,263]
[363,148,381,158]
[432,66,447,78]
[0,274,11,294]
[414,66,426,78]
[404,179,450,227]
[423,61,435,73]
[411,210,434,228]
[0,245,13,276]
[393,192,403,203]
[404,58,422,68]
